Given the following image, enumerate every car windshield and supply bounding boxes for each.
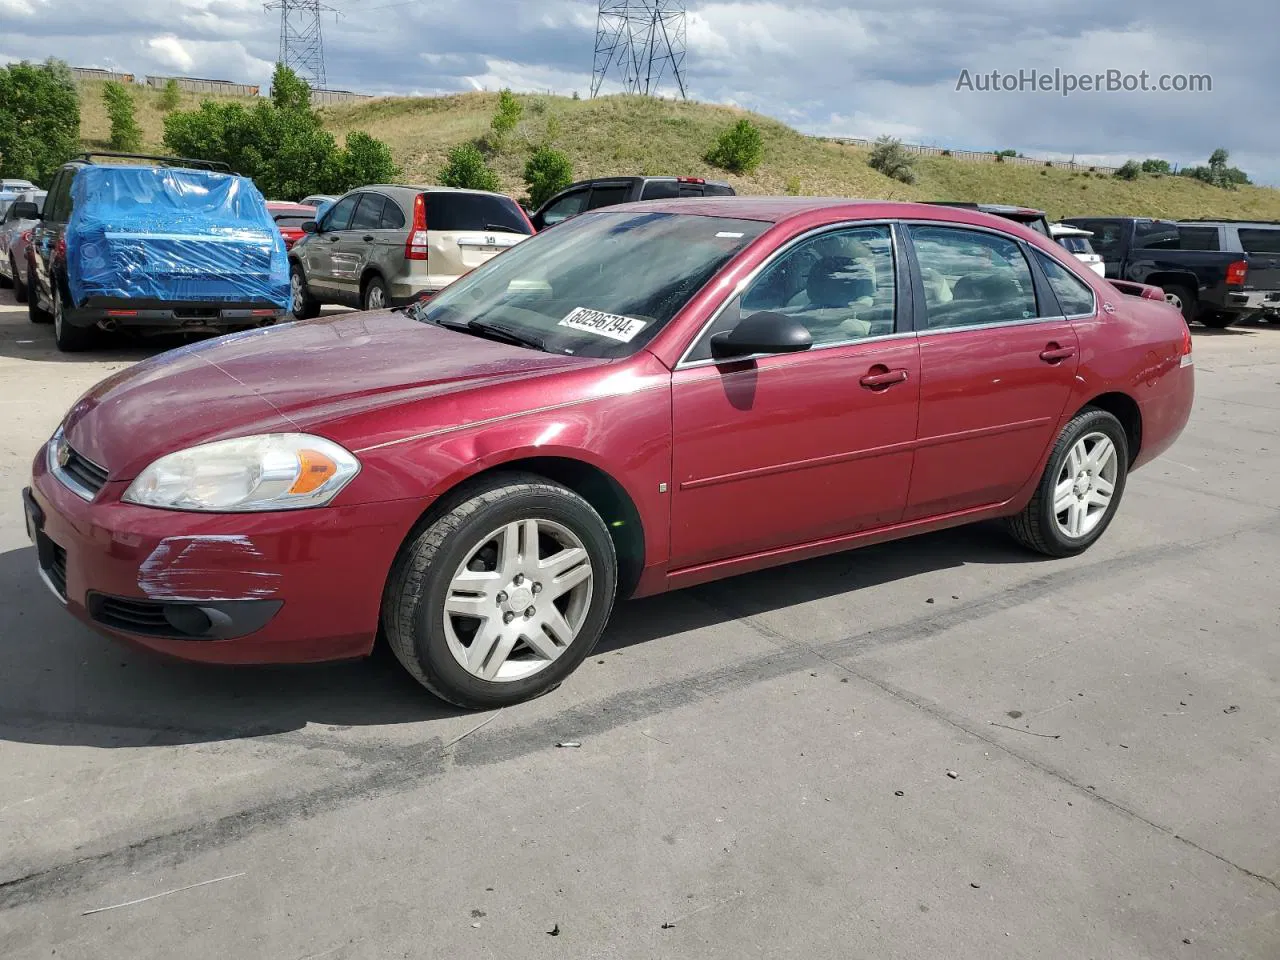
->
[415,210,769,358]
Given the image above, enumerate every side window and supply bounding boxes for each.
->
[1176,226,1221,251]
[1133,220,1179,249]
[685,224,897,362]
[586,185,631,210]
[44,171,69,223]
[1072,221,1120,258]
[640,180,680,200]
[910,225,1038,330]
[379,199,406,230]
[1238,228,1280,255]
[349,194,385,231]
[540,189,588,226]
[321,194,359,232]
[1035,252,1096,316]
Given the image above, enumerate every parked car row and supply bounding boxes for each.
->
[0,187,46,301]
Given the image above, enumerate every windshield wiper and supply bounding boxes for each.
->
[466,318,547,352]
[485,224,521,234]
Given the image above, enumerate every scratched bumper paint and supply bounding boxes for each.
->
[29,452,429,665]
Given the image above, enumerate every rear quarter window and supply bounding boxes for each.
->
[640,180,680,200]
[427,192,530,234]
[1238,228,1280,255]
[1177,227,1221,251]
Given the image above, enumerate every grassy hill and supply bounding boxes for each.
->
[78,81,1280,221]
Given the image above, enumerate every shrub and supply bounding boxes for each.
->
[0,58,80,184]
[785,175,802,196]
[490,88,522,142]
[867,135,916,184]
[1115,160,1142,181]
[1141,158,1171,174]
[940,148,952,157]
[706,118,764,175]
[103,81,142,152]
[159,78,181,112]
[439,143,501,192]
[1180,148,1251,189]
[523,146,573,208]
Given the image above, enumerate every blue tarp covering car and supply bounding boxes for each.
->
[65,165,290,309]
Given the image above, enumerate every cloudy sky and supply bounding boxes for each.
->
[2,0,1276,183]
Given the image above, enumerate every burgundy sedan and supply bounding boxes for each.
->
[24,198,1194,708]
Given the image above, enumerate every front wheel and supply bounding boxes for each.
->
[290,264,320,320]
[362,276,387,311]
[27,266,51,324]
[1199,311,1237,329]
[383,474,618,708]
[1008,408,1129,557]
[12,258,28,303]
[1162,284,1195,324]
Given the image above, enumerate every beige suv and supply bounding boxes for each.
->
[289,184,533,317]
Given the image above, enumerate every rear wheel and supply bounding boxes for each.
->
[1162,283,1195,324]
[383,473,618,709]
[0,265,10,289]
[290,263,320,320]
[362,275,387,312]
[12,257,27,303]
[52,285,95,352]
[27,266,51,324]
[1008,408,1129,558]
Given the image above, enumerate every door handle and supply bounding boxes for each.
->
[859,367,909,389]
[362,234,374,242]
[327,235,340,243]
[1039,344,1076,363]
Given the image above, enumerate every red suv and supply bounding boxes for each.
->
[25,198,1194,708]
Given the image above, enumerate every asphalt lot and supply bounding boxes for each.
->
[0,288,1277,959]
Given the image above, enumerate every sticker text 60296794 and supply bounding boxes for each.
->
[557,307,649,343]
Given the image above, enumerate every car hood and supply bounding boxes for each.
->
[63,310,604,481]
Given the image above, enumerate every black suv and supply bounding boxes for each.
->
[27,152,290,351]
[529,176,735,231]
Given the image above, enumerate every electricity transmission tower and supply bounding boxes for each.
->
[264,0,337,88]
[591,1,688,100]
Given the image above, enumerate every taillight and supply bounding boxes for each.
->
[1226,260,1248,286]
[20,230,31,243]
[1179,322,1193,367]
[55,236,66,259]
[405,194,428,261]
[676,177,705,184]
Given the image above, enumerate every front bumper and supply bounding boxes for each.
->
[26,449,427,665]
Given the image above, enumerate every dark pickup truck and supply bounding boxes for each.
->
[529,176,735,231]
[1061,216,1280,328]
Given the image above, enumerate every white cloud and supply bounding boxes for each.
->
[146,35,195,72]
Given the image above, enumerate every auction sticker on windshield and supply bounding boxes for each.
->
[558,307,649,342]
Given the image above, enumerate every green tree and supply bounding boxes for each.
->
[705,118,763,175]
[867,135,917,184]
[1180,147,1251,190]
[489,88,523,147]
[159,78,182,112]
[523,146,573,208]
[162,65,398,199]
[1141,157,1170,174]
[270,62,313,112]
[0,58,81,185]
[103,81,142,152]
[438,143,501,192]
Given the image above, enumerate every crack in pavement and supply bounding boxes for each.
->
[0,517,1268,911]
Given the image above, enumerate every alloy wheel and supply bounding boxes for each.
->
[1165,291,1183,311]
[366,284,385,310]
[291,272,305,314]
[442,518,594,682]
[1053,431,1119,539]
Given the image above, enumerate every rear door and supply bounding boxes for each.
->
[903,223,1080,520]
[1065,219,1125,279]
[585,182,634,211]
[31,168,73,306]
[1235,226,1280,295]
[425,191,531,290]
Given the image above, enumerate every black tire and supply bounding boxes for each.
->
[12,258,27,303]
[0,266,11,289]
[1199,311,1236,329]
[1161,283,1195,324]
[1008,408,1130,558]
[362,275,387,312]
[27,266,51,324]
[382,473,618,709]
[52,284,95,352]
[290,263,320,320]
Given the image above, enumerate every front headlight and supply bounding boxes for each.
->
[122,433,360,512]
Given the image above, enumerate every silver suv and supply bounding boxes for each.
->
[289,184,533,317]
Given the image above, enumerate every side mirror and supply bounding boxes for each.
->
[11,202,39,221]
[301,220,319,234]
[710,311,813,360]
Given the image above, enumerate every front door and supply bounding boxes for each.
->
[669,223,921,569]
[303,193,359,296]
[902,223,1080,520]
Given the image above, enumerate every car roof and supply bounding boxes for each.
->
[598,196,1059,236]
[357,184,513,199]
[266,201,316,212]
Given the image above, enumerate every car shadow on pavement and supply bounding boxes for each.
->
[0,523,1041,750]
